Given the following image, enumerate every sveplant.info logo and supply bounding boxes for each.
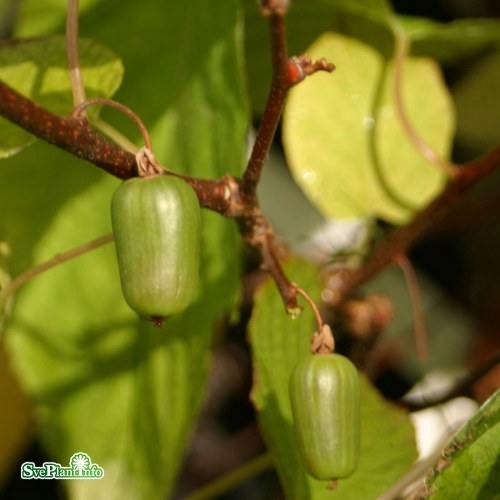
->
[21,452,104,480]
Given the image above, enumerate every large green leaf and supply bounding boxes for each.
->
[408,390,500,499]
[249,258,418,498]
[3,169,229,500]
[0,36,123,157]
[283,32,454,224]
[2,1,247,499]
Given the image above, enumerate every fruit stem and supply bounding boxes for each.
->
[135,147,164,177]
[393,29,456,177]
[71,98,153,151]
[293,285,336,355]
[294,284,323,333]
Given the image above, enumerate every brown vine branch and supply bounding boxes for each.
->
[240,3,334,199]
[240,13,287,199]
[0,81,136,176]
[328,146,500,306]
[395,254,428,360]
[0,81,230,212]
[232,3,333,312]
[235,203,300,312]
[0,75,299,311]
[72,98,153,151]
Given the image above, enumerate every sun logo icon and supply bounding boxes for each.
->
[69,452,91,476]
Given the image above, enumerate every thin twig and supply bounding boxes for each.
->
[294,284,323,333]
[66,0,86,107]
[240,212,299,313]
[369,60,415,211]
[393,30,456,177]
[240,13,288,198]
[0,234,113,307]
[395,254,428,360]
[72,98,153,151]
[240,6,334,199]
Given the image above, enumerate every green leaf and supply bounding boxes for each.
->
[1,153,239,500]
[13,0,101,38]
[0,240,12,332]
[321,0,396,31]
[410,390,500,499]
[3,170,223,500]
[402,17,500,63]
[0,36,124,157]
[2,1,248,499]
[249,257,418,498]
[283,32,454,224]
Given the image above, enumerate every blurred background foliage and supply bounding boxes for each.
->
[0,0,499,498]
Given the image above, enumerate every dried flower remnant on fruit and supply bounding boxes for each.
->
[136,147,163,178]
[311,324,335,354]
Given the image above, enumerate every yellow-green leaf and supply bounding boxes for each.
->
[283,32,455,224]
[0,36,123,157]
[416,390,500,499]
